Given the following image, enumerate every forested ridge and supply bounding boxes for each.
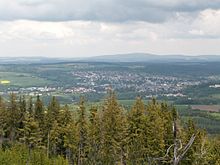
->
[0,91,219,165]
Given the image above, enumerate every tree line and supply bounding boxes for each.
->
[0,91,219,165]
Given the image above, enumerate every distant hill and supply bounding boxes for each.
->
[82,53,220,63]
[0,57,69,64]
[1,53,220,64]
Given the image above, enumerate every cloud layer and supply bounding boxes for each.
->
[0,0,220,57]
[0,0,220,22]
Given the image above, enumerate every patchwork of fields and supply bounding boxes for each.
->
[0,71,51,87]
[0,62,220,134]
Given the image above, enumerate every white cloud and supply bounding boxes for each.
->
[191,9,220,38]
[0,0,220,22]
[0,2,220,57]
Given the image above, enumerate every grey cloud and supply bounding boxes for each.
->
[0,0,220,22]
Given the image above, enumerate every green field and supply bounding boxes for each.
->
[0,72,51,87]
[211,94,220,99]
[174,105,220,134]
[116,102,220,134]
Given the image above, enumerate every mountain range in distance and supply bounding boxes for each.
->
[1,53,220,64]
[82,53,220,63]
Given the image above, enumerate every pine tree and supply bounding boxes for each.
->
[50,105,72,156]
[19,113,43,148]
[127,97,146,164]
[0,93,219,164]
[44,96,60,158]
[64,115,78,165]
[100,91,127,164]
[17,96,27,141]
[87,106,102,164]
[206,136,220,165]
[76,97,88,165]
[7,93,20,142]
[161,103,174,149]
[48,96,60,121]
[34,95,44,126]
[181,119,206,165]
[145,99,165,159]
[19,112,43,164]
[28,96,33,115]
[0,96,5,110]
[0,96,6,148]
[49,120,60,156]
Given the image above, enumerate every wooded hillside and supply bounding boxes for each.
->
[0,92,219,165]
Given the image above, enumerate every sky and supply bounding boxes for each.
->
[0,0,220,57]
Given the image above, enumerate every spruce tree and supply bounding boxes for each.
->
[50,105,72,156]
[17,96,27,141]
[145,99,165,159]
[127,97,146,164]
[28,96,33,115]
[7,93,20,142]
[76,97,88,165]
[34,95,44,126]
[45,96,60,158]
[64,114,78,165]
[0,96,6,148]
[100,91,127,164]
[87,106,102,164]
[19,112,43,164]
[48,96,60,121]
[182,119,206,165]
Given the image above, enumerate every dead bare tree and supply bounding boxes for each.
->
[152,113,196,165]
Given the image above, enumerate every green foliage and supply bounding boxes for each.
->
[99,91,128,164]
[0,93,219,164]
[76,97,89,164]
[0,144,68,165]
[127,97,147,163]
[19,113,43,149]
[34,95,44,123]
[205,136,220,165]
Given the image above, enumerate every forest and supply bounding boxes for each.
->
[0,91,219,165]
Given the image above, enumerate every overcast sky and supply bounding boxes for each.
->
[0,0,220,57]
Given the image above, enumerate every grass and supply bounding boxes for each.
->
[0,72,51,87]
[118,99,149,107]
[211,94,220,99]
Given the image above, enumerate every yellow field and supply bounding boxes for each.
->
[0,80,10,84]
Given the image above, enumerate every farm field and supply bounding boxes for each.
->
[191,105,220,112]
[175,104,220,134]
[0,71,51,87]
[0,62,220,134]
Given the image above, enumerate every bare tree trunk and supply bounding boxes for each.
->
[66,148,74,165]
[26,145,31,165]
[78,144,81,165]
[173,119,178,165]
[152,117,196,165]
[0,134,3,149]
[47,131,50,158]
[10,127,15,142]
[172,118,196,165]
[120,147,126,165]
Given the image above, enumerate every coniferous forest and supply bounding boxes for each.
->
[0,91,219,165]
